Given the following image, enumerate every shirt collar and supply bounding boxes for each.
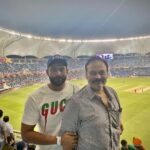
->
[86,85,113,101]
[86,85,96,100]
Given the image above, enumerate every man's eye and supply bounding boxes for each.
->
[90,71,97,75]
[99,71,105,75]
[50,68,65,72]
[59,68,65,72]
[50,68,57,72]
[90,71,106,75]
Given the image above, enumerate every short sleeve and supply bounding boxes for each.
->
[22,96,39,125]
[60,98,80,135]
[73,85,80,93]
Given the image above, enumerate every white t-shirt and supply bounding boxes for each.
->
[5,122,13,137]
[22,81,79,150]
[0,120,6,142]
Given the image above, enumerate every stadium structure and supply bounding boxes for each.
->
[0,28,150,91]
[0,0,150,149]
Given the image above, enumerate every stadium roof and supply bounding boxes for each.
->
[0,0,150,57]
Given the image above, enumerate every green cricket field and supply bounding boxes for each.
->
[0,77,150,148]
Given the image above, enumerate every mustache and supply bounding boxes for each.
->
[91,78,106,83]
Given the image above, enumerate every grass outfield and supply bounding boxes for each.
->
[0,77,150,148]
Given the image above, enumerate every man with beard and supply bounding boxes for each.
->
[60,55,123,150]
[21,55,79,150]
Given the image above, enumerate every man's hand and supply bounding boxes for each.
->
[61,132,78,150]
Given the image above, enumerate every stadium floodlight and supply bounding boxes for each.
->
[26,35,32,39]
[1,27,150,43]
[9,31,16,35]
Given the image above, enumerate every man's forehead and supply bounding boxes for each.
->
[49,63,66,68]
[88,60,106,68]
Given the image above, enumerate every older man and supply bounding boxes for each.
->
[60,55,123,150]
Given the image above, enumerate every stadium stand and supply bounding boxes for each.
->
[0,54,150,92]
[0,54,149,149]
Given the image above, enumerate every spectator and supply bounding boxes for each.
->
[0,110,7,150]
[3,116,15,147]
[133,137,145,150]
[16,141,27,150]
[121,139,136,150]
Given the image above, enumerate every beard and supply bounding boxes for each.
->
[49,76,67,86]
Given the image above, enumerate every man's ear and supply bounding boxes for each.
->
[46,69,48,76]
[85,71,88,79]
[66,68,68,74]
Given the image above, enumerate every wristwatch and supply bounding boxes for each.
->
[56,136,61,145]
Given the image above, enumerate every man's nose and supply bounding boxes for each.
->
[55,70,62,75]
[95,72,102,78]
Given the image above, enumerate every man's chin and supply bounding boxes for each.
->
[52,81,65,87]
[95,82,104,87]
[91,85,103,92]
[50,77,66,87]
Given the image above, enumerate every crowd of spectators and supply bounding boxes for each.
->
[0,60,48,90]
[0,54,150,91]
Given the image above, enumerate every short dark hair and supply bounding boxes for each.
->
[0,109,3,118]
[3,116,9,122]
[121,139,127,146]
[85,55,109,72]
[17,141,27,150]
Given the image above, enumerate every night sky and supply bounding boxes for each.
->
[0,0,150,39]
